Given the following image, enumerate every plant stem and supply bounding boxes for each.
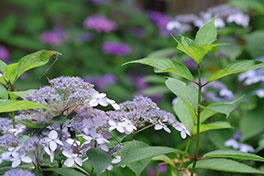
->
[176,138,191,176]
[191,64,202,176]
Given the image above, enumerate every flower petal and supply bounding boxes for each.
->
[62,150,73,158]
[11,159,21,168]
[49,130,58,139]
[89,99,99,107]
[49,141,57,151]
[21,156,32,163]
[65,158,74,167]
[180,131,187,139]
[154,124,163,130]
[74,157,83,166]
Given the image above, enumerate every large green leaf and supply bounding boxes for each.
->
[173,98,195,131]
[165,78,198,111]
[207,60,264,83]
[124,57,194,81]
[203,149,264,162]
[0,100,49,113]
[8,89,36,99]
[47,168,86,176]
[117,146,183,166]
[190,158,264,174]
[12,50,61,84]
[192,121,232,134]
[120,141,150,176]
[4,63,18,84]
[194,16,217,46]
[0,84,8,99]
[86,148,112,175]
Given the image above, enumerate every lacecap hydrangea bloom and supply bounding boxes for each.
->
[0,76,190,172]
[83,15,117,32]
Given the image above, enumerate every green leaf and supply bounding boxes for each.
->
[152,155,175,167]
[0,100,49,113]
[189,158,264,174]
[256,139,264,152]
[0,84,8,99]
[194,16,217,46]
[219,38,242,60]
[117,146,183,166]
[4,63,18,84]
[192,121,232,135]
[173,98,195,131]
[12,50,61,84]
[18,119,50,128]
[141,85,169,96]
[124,57,194,81]
[207,60,264,83]
[165,78,198,111]
[120,141,150,176]
[147,48,178,58]
[203,149,264,162]
[246,30,264,59]
[240,108,264,141]
[0,60,7,73]
[8,89,36,99]
[86,148,112,175]
[47,168,86,176]
[200,102,236,123]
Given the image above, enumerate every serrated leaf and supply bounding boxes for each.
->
[120,140,150,176]
[0,84,8,99]
[4,63,18,84]
[173,98,195,131]
[189,158,264,174]
[0,99,49,113]
[207,60,264,83]
[117,146,183,166]
[194,16,217,46]
[165,78,198,111]
[86,148,112,175]
[192,121,232,135]
[47,168,86,176]
[124,57,194,81]
[203,149,264,162]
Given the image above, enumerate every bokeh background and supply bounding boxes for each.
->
[0,0,264,175]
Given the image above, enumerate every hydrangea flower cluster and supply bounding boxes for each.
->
[41,26,68,46]
[3,169,35,176]
[107,96,190,139]
[102,42,132,56]
[224,131,255,153]
[0,45,10,61]
[167,5,249,32]
[0,76,189,174]
[83,15,117,33]
[85,74,117,90]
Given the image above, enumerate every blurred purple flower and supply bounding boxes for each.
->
[0,45,10,61]
[147,167,156,176]
[102,42,131,56]
[183,59,197,69]
[149,11,172,37]
[129,27,145,38]
[85,74,117,90]
[129,74,148,90]
[88,0,110,4]
[83,15,117,33]
[75,32,94,43]
[41,26,68,46]
[158,164,167,174]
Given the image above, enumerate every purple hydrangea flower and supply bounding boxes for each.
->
[83,15,117,33]
[0,45,10,61]
[3,169,35,176]
[88,0,110,4]
[149,11,172,37]
[85,74,117,90]
[129,27,145,38]
[41,26,68,46]
[102,42,131,56]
